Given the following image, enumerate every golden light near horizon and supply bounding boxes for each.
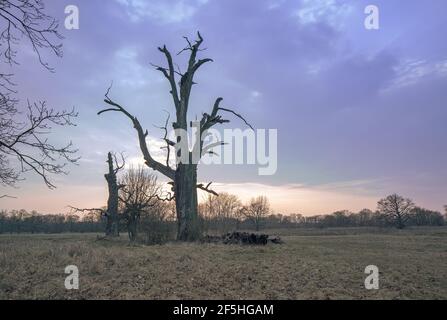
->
[1,180,380,216]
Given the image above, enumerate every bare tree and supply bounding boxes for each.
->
[0,0,62,69]
[241,196,270,231]
[98,32,252,241]
[202,192,241,233]
[0,0,78,194]
[0,102,78,189]
[357,208,374,226]
[377,194,415,229]
[119,165,161,242]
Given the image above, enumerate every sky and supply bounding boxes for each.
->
[1,0,446,215]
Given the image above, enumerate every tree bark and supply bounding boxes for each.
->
[105,152,119,237]
[396,212,404,229]
[175,164,200,241]
[127,216,138,242]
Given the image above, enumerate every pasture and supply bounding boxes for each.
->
[0,227,446,299]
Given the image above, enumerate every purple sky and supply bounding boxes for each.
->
[1,0,446,215]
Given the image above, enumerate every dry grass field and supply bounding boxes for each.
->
[1,227,446,300]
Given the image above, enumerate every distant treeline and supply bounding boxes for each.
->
[1,203,445,235]
[199,193,446,233]
[200,207,445,234]
[0,210,104,234]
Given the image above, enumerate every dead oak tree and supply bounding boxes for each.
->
[70,152,124,237]
[98,32,252,241]
[105,152,124,236]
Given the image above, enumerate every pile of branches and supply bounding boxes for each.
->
[201,231,283,245]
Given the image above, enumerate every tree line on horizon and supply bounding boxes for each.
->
[1,190,445,239]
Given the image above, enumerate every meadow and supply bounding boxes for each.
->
[0,227,446,299]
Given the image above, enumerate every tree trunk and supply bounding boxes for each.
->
[175,164,200,241]
[396,214,405,229]
[128,218,137,242]
[105,152,119,237]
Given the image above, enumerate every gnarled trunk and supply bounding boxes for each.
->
[175,164,200,241]
[105,152,119,237]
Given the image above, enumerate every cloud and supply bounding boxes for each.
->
[81,46,152,90]
[384,59,447,92]
[113,47,151,88]
[115,0,209,24]
[294,0,353,28]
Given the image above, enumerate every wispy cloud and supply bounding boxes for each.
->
[294,0,353,28]
[384,59,447,92]
[115,0,209,24]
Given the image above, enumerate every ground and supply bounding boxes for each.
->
[0,227,446,299]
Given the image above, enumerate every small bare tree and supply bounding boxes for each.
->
[241,196,270,231]
[202,193,241,233]
[119,166,161,242]
[377,194,415,229]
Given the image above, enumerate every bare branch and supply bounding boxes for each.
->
[196,97,253,159]
[217,107,254,130]
[111,151,126,174]
[0,194,16,199]
[98,85,175,180]
[68,206,105,215]
[197,182,219,196]
[0,0,63,70]
[154,110,175,169]
[0,101,79,188]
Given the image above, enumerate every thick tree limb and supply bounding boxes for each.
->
[98,86,175,180]
[155,46,180,110]
[197,97,253,157]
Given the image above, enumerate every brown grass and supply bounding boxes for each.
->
[0,227,446,299]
